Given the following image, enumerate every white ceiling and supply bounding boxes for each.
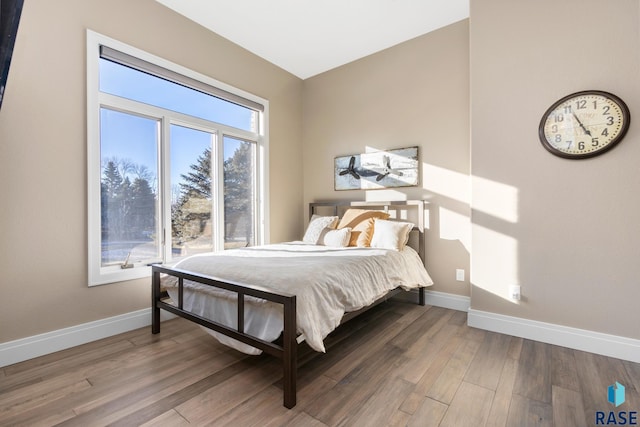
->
[155,0,469,80]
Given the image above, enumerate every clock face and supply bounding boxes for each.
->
[539,91,630,159]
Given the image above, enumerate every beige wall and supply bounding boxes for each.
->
[0,0,303,343]
[470,0,640,339]
[302,21,471,297]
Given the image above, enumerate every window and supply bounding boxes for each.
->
[87,31,269,285]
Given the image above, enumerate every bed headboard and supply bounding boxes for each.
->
[308,200,428,263]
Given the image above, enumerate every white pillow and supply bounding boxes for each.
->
[320,227,352,247]
[303,215,339,244]
[370,219,414,251]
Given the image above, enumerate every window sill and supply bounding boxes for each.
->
[89,264,151,287]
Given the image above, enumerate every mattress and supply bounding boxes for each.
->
[163,242,433,354]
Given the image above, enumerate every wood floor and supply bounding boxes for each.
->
[1,301,638,426]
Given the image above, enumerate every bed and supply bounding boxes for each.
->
[151,200,433,408]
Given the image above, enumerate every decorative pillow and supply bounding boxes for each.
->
[337,209,390,247]
[319,227,352,247]
[370,219,415,251]
[303,215,339,244]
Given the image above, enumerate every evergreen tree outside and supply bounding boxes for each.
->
[120,176,132,238]
[179,147,211,199]
[102,161,123,199]
[100,158,157,264]
[130,177,156,237]
[171,147,212,253]
[223,140,254,246]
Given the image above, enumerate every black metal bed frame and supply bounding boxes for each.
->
[151,200,427,408]
[152,265,299,407]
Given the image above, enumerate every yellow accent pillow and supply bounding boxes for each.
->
[337,209,390,247]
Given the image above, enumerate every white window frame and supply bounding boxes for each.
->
[87,30,269,286]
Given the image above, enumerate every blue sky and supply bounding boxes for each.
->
[99,59,252,190]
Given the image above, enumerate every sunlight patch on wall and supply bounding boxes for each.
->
[423,163,470,204]
[472,223,519,303]
[471,176,519,223]
[439,207,470,252]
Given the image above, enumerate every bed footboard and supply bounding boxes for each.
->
[152,268,426,409]
[151,265,298,408]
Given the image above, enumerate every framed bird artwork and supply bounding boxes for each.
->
[334,146,419,191]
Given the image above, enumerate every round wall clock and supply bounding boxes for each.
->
[538,90,630,159]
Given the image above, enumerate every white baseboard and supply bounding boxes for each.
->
[392,289,470,312]
[424,289,470,312]
[6,294,636,367]
[468,309,640,363]
[0,309,175,368]
[2,289,469,368]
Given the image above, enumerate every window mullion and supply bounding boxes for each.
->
[212,131,224,252]
[161,116,172,263]
[252,141,260,246]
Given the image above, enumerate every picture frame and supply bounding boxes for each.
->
[334,146,419,191]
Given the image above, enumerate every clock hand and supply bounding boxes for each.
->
[572,113,592,136]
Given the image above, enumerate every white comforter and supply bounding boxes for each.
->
[163,242,433,354]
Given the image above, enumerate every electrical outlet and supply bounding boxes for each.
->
[509,285,521,301]
[456,269,465,282]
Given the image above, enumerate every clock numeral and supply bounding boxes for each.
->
[566,141,573,149]
[554,114,564,123]
[555,134,562,143]
[576,100,587,109]
[578,141,585,150]
[606,116,614,125]
[592,100,598,109]
[601,128,609,137]
[602,105,610,115]
[592,138,599,147]
[551,124,558,133]
[563,105,572,114]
